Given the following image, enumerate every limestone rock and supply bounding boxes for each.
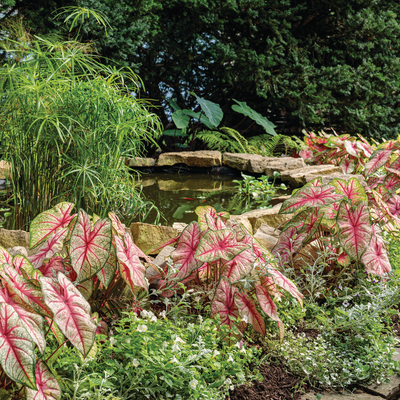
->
[153,245,175,268]
[253,224,281,251]
[317,173,366,187]
[301,390,381,400]
[172,223,187,233]
[264,158,306,177]
[158,151,222,167]
[0,160,12,180]
[248,156,276,174]
[0,228,30,249]
[127,157,155,168]
[241,204,293,231]
[281,165,344,187]
[130,223,178,255]
[358,375,400,399]
[270,195,290,206]
[7,246,28,257]
[158,178,222,192]
[229,215,253,235]
[222,153,259,171]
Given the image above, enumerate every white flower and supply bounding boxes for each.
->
[150,316,157,323]
[227,355,234,362]
[241,315,249,323]
[174,336,186,345]
[109,337,116,346]
[171,356,179,363]
[224,378,232,385]
[230,385,235,391]
[136,325,148,333]
[132,359,140,367]
[213,350,220,357]
[172,343,181,352]
[240,347,246,353]
[189,379,198,390]
[159,310,166,318]
[198,315,203,323]
[126,338,131,344]
[234,342,241,349]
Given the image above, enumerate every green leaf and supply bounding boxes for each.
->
[172,110,190,129]
[193,94,223,128]
[167,98,181,111]
[232,99,277,136]
[162,130,187,137]
[182,109,201,119]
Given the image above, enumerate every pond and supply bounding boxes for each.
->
[134,172,286,226]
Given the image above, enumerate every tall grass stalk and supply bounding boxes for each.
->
[0,24,161,229]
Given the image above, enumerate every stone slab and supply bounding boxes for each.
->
[281,165,344,187]
[158,151,222,167]
[264,158,306,177]
[241,204,293,231]
[301,390,380,400]
[158,178,222,192]
[0,228,30,249]
[0,160,12,180]
[127,157,155,167]
[357,375,400,399]
[229,215,253,235]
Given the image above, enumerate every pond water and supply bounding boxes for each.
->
[134,173,279,226]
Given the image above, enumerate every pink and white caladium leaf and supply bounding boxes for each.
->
[204,214,227,231]
[13,255,42,281]
[280,185,343,215]
[271,227,307,266]
[195,206,218,231]
[221,247,255,281]
[337,251,351,267]
[387,195,400,218]
[41,272,96,356]
[39,256,64,278]
[26,359,61,400]
[169,222,203,281]
[0,264,52,318]
[337,201,372,260]
[108,212,126,238]
[332,177,367,206]
[75,279,93,301]
[340,157,355,174]
[255,284,280,322]
[234,291,265,335]
[97,241,117,288]
[298,209,324,243]
[0,246,12,265]
[0,287,46,354]
[361,226,391,276]
[30,202,75,250]
[268,268,303,307]
[211,278,243,330]
[383,174,400,192]
[300,148,313,160]
[0,303,36,389]
[195,229,250,263]
[302,177,323,188]
[343,140,360,157]
[367,176,385,189]
[29,228,68,269]
[364,148,392,177]
[69,210,112,283]
[115,233,148,292]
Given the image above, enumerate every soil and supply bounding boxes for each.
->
[228,362,303,400]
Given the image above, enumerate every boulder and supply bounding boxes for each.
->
[0,228,30,249]
[126,157,155,168]
[241,204,293,231]
[130,223,178,255]
[157,151,222,167]
[280,165,344,187]
[172,222,187,233]
[229,215,253,235]
[0,160,12,180]
[247,156,276,174]
[264,158,306,177]
[153,245,175,269]
[253,224,281,251]
[270,195,290,206]
[158,178,222,192]
[222,153,258,171]
[318,173,366,187]
[7,246,28,258]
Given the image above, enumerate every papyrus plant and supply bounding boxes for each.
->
[155,206,303,338]
[0,202,153,398]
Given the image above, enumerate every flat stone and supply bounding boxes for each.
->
[136,177,156,188]
[281,165,344,187]
[0,228,30,249]
[153,245,175,268]
[358,375,400,399]
[317,173,366,187]
[172,223,187,233]
[248,156,277,174]
[127,157,156,167]
[0,160,12,180]
[130,223,178,255]
[264,158,306,177]
[158,151,222,168]
[253,224,280,251]
[241,204,293,231]
[229,215,253,235]
[222,153,258,171]
[270,195,290,206]
[158,178,222,192]
[301,390,380,400]
[7,246,28,258]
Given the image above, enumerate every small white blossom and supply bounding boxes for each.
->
[174,337,186,345]
[234,342,241,349]
[159,310,166,318]
[150,316,157,323]
[171,356,179,363]
[136,325,148,333]
[230,385,235,391]
[109,337,116,346]
[132,359,139,367]
[213,350,220,357]
[198,315,203,323]
[189,379,198,390]
[225,378,232,385]
[227,355,234,362]
[241,315,249,323]
[172,343,181,352]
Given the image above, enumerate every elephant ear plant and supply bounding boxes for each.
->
[0,202,155,398]
[156,205,303,338]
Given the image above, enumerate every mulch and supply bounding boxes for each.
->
[228,362,303,400]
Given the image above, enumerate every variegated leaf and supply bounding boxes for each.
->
[41,272,96,356]
[332,177,367,205]
[26,359,61,400]
[255,284,280,322]
[97,241,117,288]
[268,269,303,307]
[234,291,265,335]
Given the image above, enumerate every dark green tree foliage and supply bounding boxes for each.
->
[7,0,400,138]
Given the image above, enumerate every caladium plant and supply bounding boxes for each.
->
[156,205,303,338]
[0,203,154,398]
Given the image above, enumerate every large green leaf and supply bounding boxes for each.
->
[193,94,223,128]
[172,110,190,129]
[232,99,277,136]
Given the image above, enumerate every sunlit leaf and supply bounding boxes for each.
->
[26,359,61,400]
[234,291,265,335]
